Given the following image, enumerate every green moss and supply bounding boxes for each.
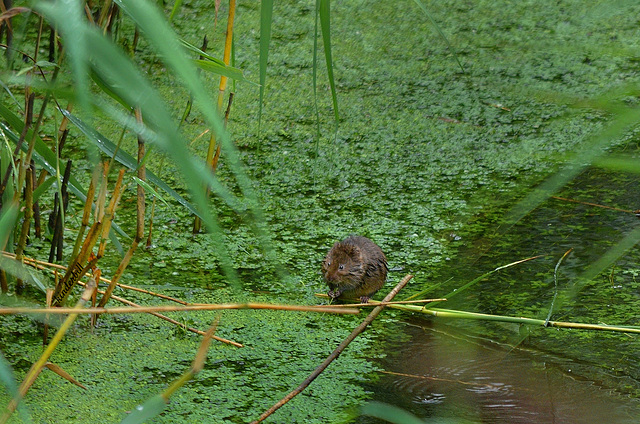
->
[3,0,640,422]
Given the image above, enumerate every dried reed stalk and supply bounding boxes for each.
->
[79,281,243,348]
[194,0,236,233]
[97,109,145,308]
[3,252,189,305]
[52,168,124,306]
[251,274,414,424]
[0,303,358,316]
[69,163,101,265]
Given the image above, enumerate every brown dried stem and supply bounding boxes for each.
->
[251,274,414,424]
[14,164,33,290]
[97,110,145,308]
[96,168,125,258]
[3,252,189,305]
[193,0,236,233]
[0,303,359,316]
[79,281,243,347]
[68,163,101,264]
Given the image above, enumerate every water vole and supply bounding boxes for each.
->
[321,235,388,303]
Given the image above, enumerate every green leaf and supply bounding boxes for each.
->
[131,176,169,206]
[192,59,254,83]
[593,155,640,173]
[0,103,128,248]
[168,0,183,22]
[360,402,427,424]
[120,395,167,424]
[258,0,273,132]
[0,351,33,423]
[0,256,47,293]
[318,0,339,129]
[62,109,246,216]
[0,203,18,250]
[35,0,90,112]
[505,105,640,227]
[411,0,466,73]
[113,0,275,283]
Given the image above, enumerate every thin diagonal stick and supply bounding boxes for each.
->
[250,274,413,424]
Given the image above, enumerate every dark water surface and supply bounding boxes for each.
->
[358,166,640,423]
[362,319,640,424]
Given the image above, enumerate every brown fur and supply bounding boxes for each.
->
[321,235,388,302]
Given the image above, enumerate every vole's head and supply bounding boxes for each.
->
[322,241,365,286]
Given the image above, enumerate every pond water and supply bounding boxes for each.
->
[363,318,640,424]
[3,1,640,423]
[358,166,640,423]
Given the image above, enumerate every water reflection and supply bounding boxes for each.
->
[360,319,640,423]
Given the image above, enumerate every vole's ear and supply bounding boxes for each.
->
[346,244,361,260]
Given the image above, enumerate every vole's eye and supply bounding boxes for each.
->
[338,264,344,270]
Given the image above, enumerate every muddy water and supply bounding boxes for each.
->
[358,166,640,423]
[362,319,640,423]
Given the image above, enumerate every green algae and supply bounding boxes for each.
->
[3,0,640,422]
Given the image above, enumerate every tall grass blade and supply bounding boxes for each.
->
[505,105,640,227]
[36,0,90,112]
[258,0,273,133]
[593,156,640,173]
[545,249,572,325]
[192,59,248,82]
[113,0,272,279]
[360,402,427,424]
[0,352,31,423]
[318,0,339,131]
[120,394,167,424]
[570,224,640,299]
[168,0,183,23]
[312,0,321,148]
[0,203,18,250]
[429,256,542,307]
[0,256,45,292]
[412,0,465,73]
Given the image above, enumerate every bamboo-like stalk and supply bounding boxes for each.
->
[94,161,109,223]
[16,165,34,252]
[14,164,33,290]
[68,163,101,265]
[382,304,640,335]
[0,303,359,316]
[96,168,125,258]
[78,281,243,347]
[0,280,96,424]
[96,0,114,29]
[194,0,236,233]
[312,298,447,308]
[51,221,102,306]
[251,274,414,424]
[97,110,144,308]
[13,156,26,294]
[146,195,156,248]
[3,252,189,305]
